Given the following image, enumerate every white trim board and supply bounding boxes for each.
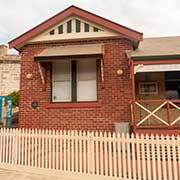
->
[135,64,180,73]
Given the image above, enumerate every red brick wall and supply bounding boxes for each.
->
[19,39,133,131]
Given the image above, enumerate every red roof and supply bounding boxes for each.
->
[9,5,143,49]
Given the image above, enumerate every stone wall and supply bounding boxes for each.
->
[0,45,21,96]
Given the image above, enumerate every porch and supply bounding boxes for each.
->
[131,62,180,134]
[134,99,180,134]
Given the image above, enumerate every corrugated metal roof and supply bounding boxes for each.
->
[35,44,103,58]
[128,36,180,59]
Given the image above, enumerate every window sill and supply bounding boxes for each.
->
[45,101,103,109]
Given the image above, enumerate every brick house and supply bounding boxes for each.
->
[9,6,180,134]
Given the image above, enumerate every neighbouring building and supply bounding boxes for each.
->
[0,45,20,96]
[9,5,180,134]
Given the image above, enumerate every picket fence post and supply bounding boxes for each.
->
[0,128,179,180]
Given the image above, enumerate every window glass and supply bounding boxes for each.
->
[165,71,180,99]
[84,23,89,32]
[67,20,72,33]
[52,61,71,102]
[93,27,99,32]
[52,60,97,102]
[49,29,55,35]
[76,19,81,32]
[77,60,97,101]
[58,25,63,34]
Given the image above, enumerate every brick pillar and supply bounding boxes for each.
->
[0,45,8,56]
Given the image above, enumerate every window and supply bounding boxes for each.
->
[52,60,97,102]
[139,82,158,95]
[165,71,180,99]
[93,27,99,32]
[67,20,72,33]
[76,19,81,32]
[84,23,89,32]
[58,25,63,34]
[77,61,97,101]
[49,29,55,35]
[52,61,72,102]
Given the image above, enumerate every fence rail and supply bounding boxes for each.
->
[134,100,180,129]
[0,128,179,180]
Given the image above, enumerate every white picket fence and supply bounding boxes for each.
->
[0,128,179,180]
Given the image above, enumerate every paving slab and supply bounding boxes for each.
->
[0,169,70,180]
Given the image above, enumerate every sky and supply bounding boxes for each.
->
[0,0,180,54]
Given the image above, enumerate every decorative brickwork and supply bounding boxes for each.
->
[19,39,133,131]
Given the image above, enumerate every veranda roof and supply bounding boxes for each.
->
[135,64,180,73]
[34,44,103,61]
[127,36,180,60]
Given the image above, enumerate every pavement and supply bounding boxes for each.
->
[0,168,68,180]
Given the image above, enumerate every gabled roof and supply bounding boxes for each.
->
[9,5,143,50]
[128,36,180,60]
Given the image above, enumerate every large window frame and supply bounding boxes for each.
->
[51,60,98,103]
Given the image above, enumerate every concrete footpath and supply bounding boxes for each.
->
[0,168,72,180]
